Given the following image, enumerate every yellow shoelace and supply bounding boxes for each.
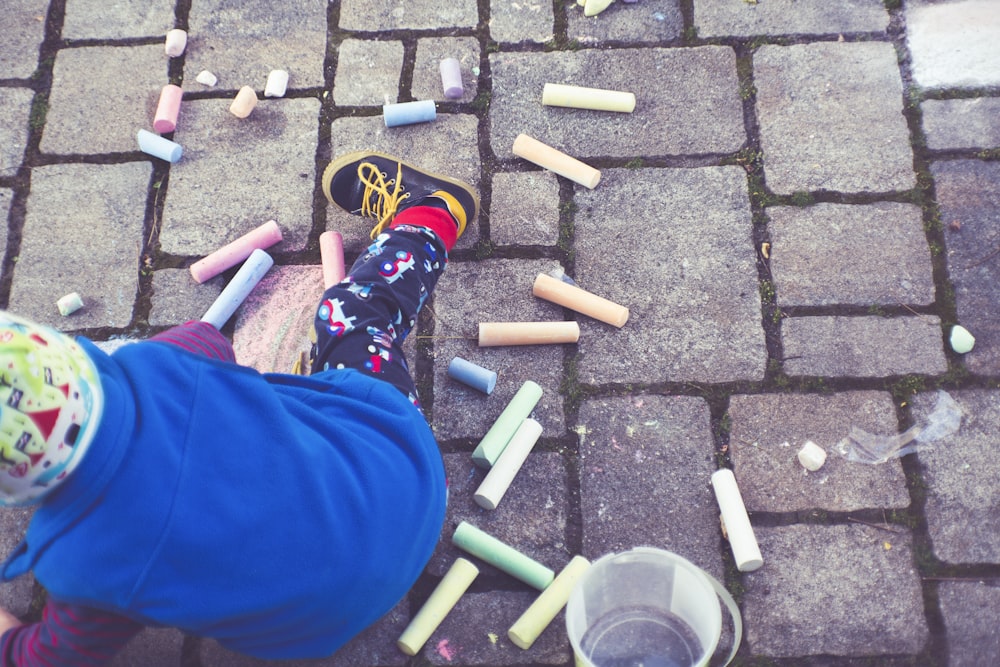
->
[357,161,410,239]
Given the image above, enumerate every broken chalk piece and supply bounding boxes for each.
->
[797,441,827,472]
[201,248,274,329]
[447,357,497,394]
[508,555,591,650]
[196,70,217,87]
[264,70,289,98]
[164,29,187,57]
[542,83,635,113]
[137,129,182,163]
[440,58,463,99]
[711,469,763,572]
[950,324,975,354]
[583,0,615,16]
[474,418,543,510]
[319,231,346,289]
[383,100,436,128]
[153,84,183,133]
[472,380,543,469]
[57,293,83,316]
[190,220,283,284]
[397,558,479,656]
[452,521,555,590]
[512,134,601,189]
[532,273,629,327]
[229,86,258,118]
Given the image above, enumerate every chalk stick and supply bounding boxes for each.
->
[472,380,543,469]
[201,248,274,329]
[153,84,183,133]
[583,0,615,17]
[711,469,763,572]
[474,418,542,510]
[230,86,258,118]
[319,231,346,289]
[478,321,580,347]
[56,292,83,316]
[190,220,283,284]
[508,555,591,650]
[542,83,635,113]
[137,129,182,163]
[452,522,554,590]
[265,70,289,98]
[397,558,479,656]
[532,273,629,328]
[512,134,600,189]
[440,58,463,99]
[448,357,497,394]
[164,29,187,57]
[383,100,436,128]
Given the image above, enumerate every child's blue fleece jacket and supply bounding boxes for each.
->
[0,338,447,659]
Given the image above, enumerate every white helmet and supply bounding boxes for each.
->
[0,311,103,505]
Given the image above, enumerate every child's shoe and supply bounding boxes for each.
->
[322,151,479,241]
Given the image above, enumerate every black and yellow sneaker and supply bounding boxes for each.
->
[321,151,480,241]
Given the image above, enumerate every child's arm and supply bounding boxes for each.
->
[0,600,142,666]
[149,320,237,362]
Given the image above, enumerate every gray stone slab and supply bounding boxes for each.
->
[932,159,1000,374]
[728,391,911,512]
[339,0,477,30]
[186,0,328,90]
[743,524,928,656]
[11,162,151,328]
[326,115,482,253]
[149,268,224,327]
[0,88,33,177]
[162,97,320,255]
[754,42,915,195]
[489,172,561,246]
[694,0,889,37]
[430,452,570,578]
[413,38,481,104]
[576,395,724,580]
[333,39,404,106]
[0,190,11,257]
[916,389,1000,564]
[109,627,184,667]
[41,45,166,155]
[574,167,767,384]
[0,507,35,617]
[922,98,1000,151]
[938,580,1000,666]
[0,0,47,79]
[489,48,744,159]
[906,0,1000,89]
[768,202,936,307]
[63,0,175,39]
[567,0,683,44]
[425,591,569,665]
[781,315,947,377]
[490,0,554,43]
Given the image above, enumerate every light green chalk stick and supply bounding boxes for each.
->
[508,555,591,649]
[471,380,543,469]
[452,521,554,590]
[397,557,479,656]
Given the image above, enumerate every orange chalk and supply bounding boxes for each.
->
[512,134,600,189]
[532,273,628,327]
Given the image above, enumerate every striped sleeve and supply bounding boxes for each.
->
[0,600,142,667]
[149,320,237,362]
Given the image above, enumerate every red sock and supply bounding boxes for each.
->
[390,206,458,251]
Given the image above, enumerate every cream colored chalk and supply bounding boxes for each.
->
[542,83,635,112]
[532,273,628,327]
[478,321,580,347]
[320,231,345,288]
[474,418,543,510]
[508,555,591,650]
[229,86,258,118]
[711,469,763,572]
[397,558,479,656]
[512,134,600,189]
[264,70,289,98]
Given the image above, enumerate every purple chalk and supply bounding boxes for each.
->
[440,58,464,99]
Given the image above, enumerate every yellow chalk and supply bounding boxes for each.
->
[542,83,635,113]
[508,555,591,649]
[397,558,479,656]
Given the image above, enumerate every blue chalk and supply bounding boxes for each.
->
[448,357,497,394]
[383,100,436,128]
[137,129,183,163]
[201,248,274,329]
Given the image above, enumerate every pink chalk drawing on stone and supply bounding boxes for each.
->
[436,638,457,661]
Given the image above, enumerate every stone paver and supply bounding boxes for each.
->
[567,0,683,44]
[0,88,33,177]
[333,39,405,106]
[62,0,175,39]
[339,0,477,31]
[938,580,1000,666]
[489,172,560,246]
[921,97,1000,151]
[695,0,889,38]
[413,38,481,104]
[490,0,554,44]
[906,0,1000,89]
[0,0,47,79]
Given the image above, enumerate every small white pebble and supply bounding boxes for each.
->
[264,70,289,98]
[797,440,827,472]
[950,325,975,354]
[164,29,187,57]
[57,292,83,316]
[196,70,217,86]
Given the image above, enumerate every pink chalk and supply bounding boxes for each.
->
[154,84,183,133]
[190,220,283,283]
[319,231,345,289]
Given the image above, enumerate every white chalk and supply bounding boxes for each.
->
[797,441,827,472]
[508,555,591,650]
[397,558,479,656]
[264,70,289,98]
[474,418,542,510]
[164,29,187,57]
[711,469,763,572]
[229,86,258,118]
[196,70,217,87]
[440,58,463,99]
[137,129,182,163]
[56,293,83,316]
[201,248,274,329]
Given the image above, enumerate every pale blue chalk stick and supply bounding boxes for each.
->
[383,100,436,127]
[448,357,497,394]
[137,129,182,163]
[201,248,274,329]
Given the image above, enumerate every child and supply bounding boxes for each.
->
[0,152,479,665]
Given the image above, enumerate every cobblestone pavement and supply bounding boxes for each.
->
[1,0,999,665]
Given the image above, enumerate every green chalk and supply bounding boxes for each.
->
[471,380,543,469]
[397,557,479,656]
[452,521,554,590]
